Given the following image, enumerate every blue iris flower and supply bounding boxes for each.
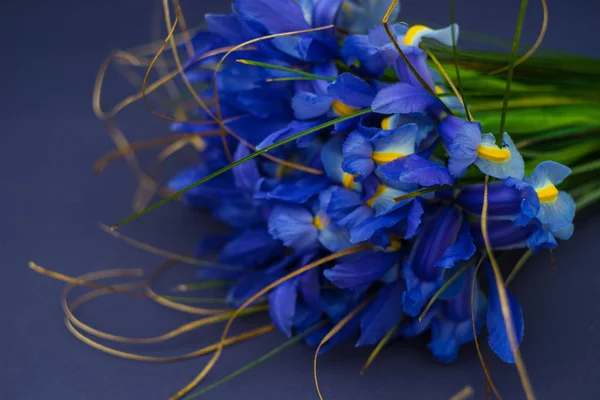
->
[342,123,419,180]
[324,175,424,242]
[268,187,354,253]
[438,115,525,179]
[403,205,475,316]
[523,161,575,234]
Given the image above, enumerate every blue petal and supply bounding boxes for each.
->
[475,133,525,180]
[485,264,525,363]
[472,219,547,251]
[394,47,434,90]
[437,114,467,146]
[325,251,400,289]
[205,14,246,44]
[268,205,319,253]
[403,24,459,47]
[527,225,558,251]
[257,119,325,150]
[292,92,334,120]
[405,199,424,239]
[378,154,454,187]
[409,206,463,281]
[537,191,576,232]
[236,0,310,33]
[372,83,441,114]
[342,130,374,179]
[553,223,574,240]
[438,267,467,300]
[220,229,284,268]
[371,123,418,157]
[402,261,441,317]
[312,0,343,27]
[328,73,376,108]
[527,160,571,188]
[299,265,321,311]
[268,176,329,203]
[318,223,353,252]
[369,185,414,215]
[269,279,299,337]
[356,281,405,346]
[401,305,438,337]
[232,144,260,193]
[446,118,481,177]
[340,34,387,76]
[349,208,406,243]
[338,205,374,230]
[326,187,364,220]
[434,219,476,269]
[428,318,460,363]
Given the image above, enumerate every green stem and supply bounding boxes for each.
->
[237,59,336,82]
[113,108,372,228]
[499,0,529,136]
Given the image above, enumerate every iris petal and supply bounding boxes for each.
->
[527,160,571,188]
[486,264,525,364]
[378,154,454,187]
[434,219,475,269]
[342,130,375,179]
[445,118,481,177]
[268,176,329,203]
[356,281,405,346]
[292,92,334,119]
[269,279,299,337]
[537,191,576,232]
[328,72,376,108]
[325,251,400,289]
[372,83,441,115]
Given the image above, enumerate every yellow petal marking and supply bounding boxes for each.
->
[476,145,511,162]
[331,100,359,116]
[404,25,429,46]
[536,185,559,203]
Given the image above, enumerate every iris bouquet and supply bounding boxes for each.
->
[32,0,600,399]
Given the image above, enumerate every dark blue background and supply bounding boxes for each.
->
[2,0,599,399]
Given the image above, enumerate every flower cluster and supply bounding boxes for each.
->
[169,0,575,363]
